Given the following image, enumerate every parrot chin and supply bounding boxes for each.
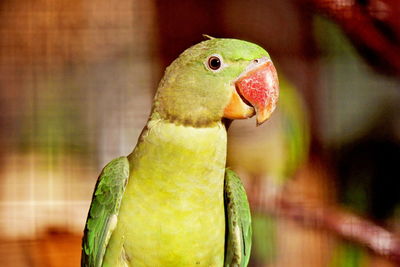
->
[223,57,279,125]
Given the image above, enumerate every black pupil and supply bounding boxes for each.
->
[208,57,221,70]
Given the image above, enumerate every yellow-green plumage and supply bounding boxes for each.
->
[82,37,274,267]
[103,119,227,266]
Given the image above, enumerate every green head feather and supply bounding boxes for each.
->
[153,38,270,127]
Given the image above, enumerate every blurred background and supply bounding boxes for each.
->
[0,0,399,266]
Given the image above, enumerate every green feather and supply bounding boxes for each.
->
[224,168,252,267]
[81,156,129,267]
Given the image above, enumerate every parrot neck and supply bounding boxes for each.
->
[128,117,228,180]
[152,91,227,128]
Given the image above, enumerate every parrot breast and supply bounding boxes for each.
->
[102,119,228,266]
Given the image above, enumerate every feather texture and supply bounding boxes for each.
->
[224,168,252,267]
[81,156,129,267]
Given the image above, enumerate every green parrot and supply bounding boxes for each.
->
[81,37,280,267]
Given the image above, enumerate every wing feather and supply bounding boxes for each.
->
[81,156,129,267]
[224,168,252,267]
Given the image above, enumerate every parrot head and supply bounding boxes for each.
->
[153,38,279,127]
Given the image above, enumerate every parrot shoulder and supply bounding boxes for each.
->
[81,156,130,267]
[224,168,252,267]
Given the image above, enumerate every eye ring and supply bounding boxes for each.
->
[205,54,224,72]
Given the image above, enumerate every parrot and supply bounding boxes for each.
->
[81,37,280,267]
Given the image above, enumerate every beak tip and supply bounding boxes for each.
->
[255,110,272,126]
[256,119,265,127]
[256,117,265,126]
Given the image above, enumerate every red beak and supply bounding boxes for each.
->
[235,60,279,125]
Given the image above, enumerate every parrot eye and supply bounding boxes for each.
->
[205,54,224,72]
[208,57,221,70]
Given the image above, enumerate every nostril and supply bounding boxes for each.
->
[254,59,259,64]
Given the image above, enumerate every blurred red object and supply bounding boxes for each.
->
[302,0,400,75]
[0,229,81,267]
